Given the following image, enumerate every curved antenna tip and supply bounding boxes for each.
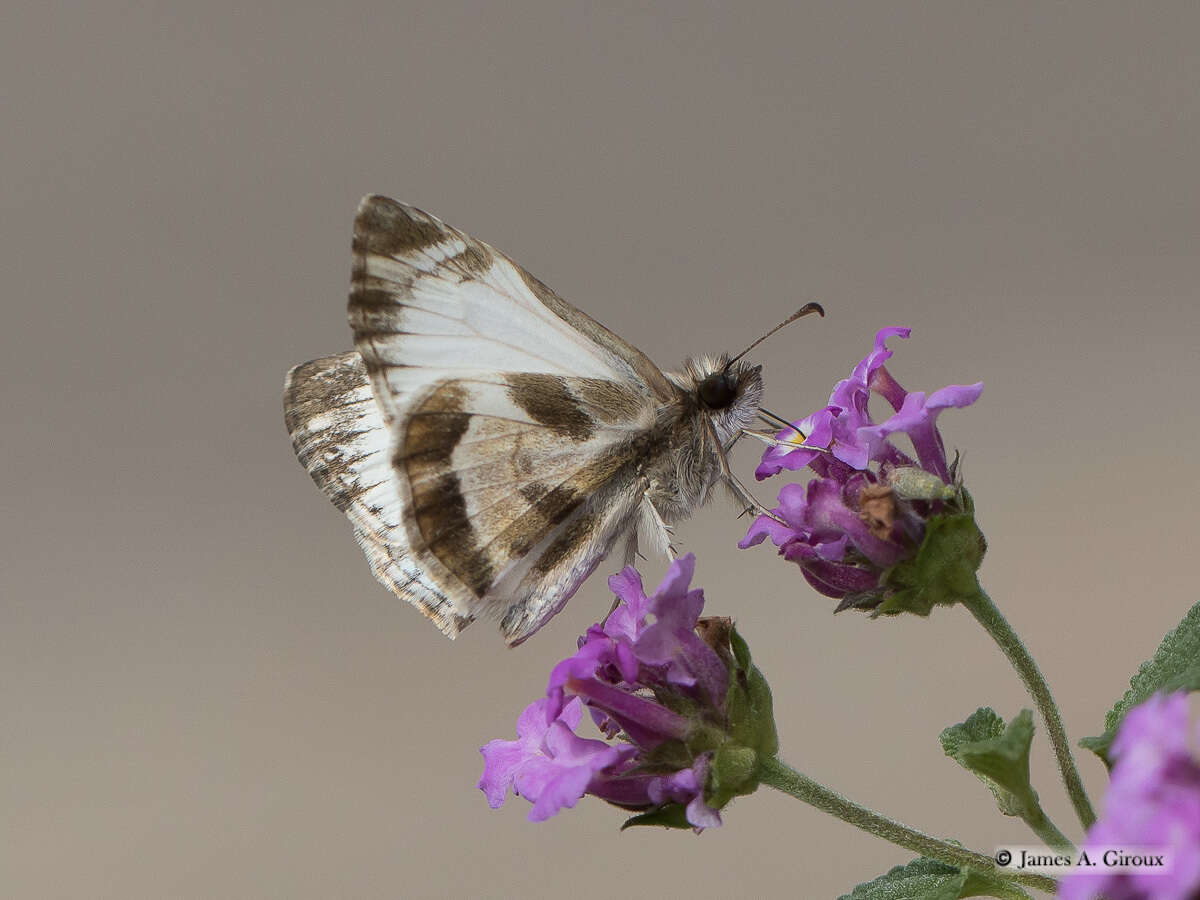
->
[727,301,826,367]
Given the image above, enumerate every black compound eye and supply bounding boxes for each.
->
[698,373,738,409]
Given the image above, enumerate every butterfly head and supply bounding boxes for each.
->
[673,354,764,444]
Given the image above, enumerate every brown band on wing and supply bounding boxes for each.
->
[399,383,497,596]
[416,472,495,597]
[348,285,415,336]
[531,507,602,578]
[504,374,596,441]
[499,484,582,559]
[399,373,673,602]
[570,377,648,425]
[503,424,669,576]
[450,242,494,276]
[353,196,448,258]
[402,384,471,467]
[519,482,549,505]
[353,196,494,280]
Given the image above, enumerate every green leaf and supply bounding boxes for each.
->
[725,625,779,758]
[837,857,1030,900]
[940,709,1037,819]
[1079,598,1200,763]
[875,513,985,617]
[619,803,691,830]
[730,624,752,671]
[707,744,758,809]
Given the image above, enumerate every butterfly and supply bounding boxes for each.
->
[284,195,821,644]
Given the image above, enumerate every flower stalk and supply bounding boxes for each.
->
[757,756,1058,894]
[961,586,1097,829]
[1021,798,1075,855]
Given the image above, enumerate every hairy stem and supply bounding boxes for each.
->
[757,756,1058,894]
[1023,801,1075,855]
[962,587,1096,829]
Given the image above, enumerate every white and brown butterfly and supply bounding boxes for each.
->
[284,196,821,644]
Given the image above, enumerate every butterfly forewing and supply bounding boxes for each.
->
[319,196,685,641]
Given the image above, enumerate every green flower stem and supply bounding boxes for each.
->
[961,587,1097,830]
[1022,801,1074,855]
[757,756,1058,895]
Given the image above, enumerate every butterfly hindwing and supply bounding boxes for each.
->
[396,371,677,642]
[283,352,468,636]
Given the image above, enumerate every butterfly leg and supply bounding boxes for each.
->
[722,469,786,525]
[702,419,786,524]
[639,489,677,561]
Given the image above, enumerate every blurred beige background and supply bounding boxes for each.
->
[3,3,1198,897]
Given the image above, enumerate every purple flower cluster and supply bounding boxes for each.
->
[741,327,982,610]
[1059,693,1200,900]
[480,555,757,830]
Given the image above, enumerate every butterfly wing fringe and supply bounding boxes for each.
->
[283,352,471,638]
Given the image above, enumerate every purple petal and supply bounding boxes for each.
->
[867,362,909,412]
[860,382,982,480]
[480,697,592,811]
[636,624,729,708]
[526,761,596,822]
[652,554,697,609]
[774,481,809,523]
[478,738,530,808]
[778,533,850,564]
[1109,692,1193,795]
[606,566,651,639]
[547,628,615,697]
[804,478,906,567]
[586,771,660,808]
[566,677,692,745]
[788,557,880,597]
[685,794,723,829]
[738,512,793,548]
[1060,692,1200,900]
[754,406,840,479]
[926,382,984,411]
[862,327,912,379]
[647,755,722,830]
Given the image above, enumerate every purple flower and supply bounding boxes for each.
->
[479,696,637,822]
[1059,692,1200,900]
[742,328,983,613]
[480,555,778,830]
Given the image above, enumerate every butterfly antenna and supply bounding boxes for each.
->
[725,302,825,370]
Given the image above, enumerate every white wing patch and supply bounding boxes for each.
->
[347,195,674,428]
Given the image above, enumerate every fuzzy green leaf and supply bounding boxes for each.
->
[619,803,691,831]
[725,625,778,758]
[837,857,1030,900]
[875,513,985,617]
[1079,598,1200,763]
[940,709,1036,818]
